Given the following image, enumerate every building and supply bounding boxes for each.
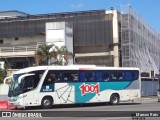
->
[0,5,160,76]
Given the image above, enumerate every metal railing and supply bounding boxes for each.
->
[0,44,37,57]
[0,42,65,57]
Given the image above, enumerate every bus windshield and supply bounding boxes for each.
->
[8,73,24,97]
[8,70,45,97]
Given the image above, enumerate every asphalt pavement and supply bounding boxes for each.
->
[0,96,160,120]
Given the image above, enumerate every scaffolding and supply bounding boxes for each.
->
[121,5,160,74]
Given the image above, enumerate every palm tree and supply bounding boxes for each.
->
[35,43,57,65]
[0,68,6,84]
[34,43,70,66]
[54,46,69,65]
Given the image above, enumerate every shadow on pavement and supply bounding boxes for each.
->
[12,102,141,110]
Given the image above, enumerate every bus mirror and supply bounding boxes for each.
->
[18,74,35,83]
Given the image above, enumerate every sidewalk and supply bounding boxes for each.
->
[136,96,158,103]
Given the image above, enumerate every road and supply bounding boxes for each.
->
[0,97,160,120]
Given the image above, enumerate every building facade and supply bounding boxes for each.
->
[0,9,118,69]
[0,6,160,75]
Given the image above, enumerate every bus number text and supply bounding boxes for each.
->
[80,83,99,96]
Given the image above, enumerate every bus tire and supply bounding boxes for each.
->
[41,97,53,109]
[109,94,119,105]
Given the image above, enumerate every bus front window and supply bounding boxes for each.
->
[8,74,24,97]
[8,71,43,97]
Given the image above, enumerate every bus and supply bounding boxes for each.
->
[8,65,141,109]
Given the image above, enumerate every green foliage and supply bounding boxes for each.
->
[34,43,69,66]
[0,68,6,84]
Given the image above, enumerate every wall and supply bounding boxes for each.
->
[0,35,45,46]
[0,84,9,100]
[141,79,158,96]
[0,10,115,66]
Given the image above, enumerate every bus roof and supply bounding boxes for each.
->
[14,65,139,74]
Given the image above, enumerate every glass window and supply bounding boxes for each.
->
[110,71,124,81]
[80,71,95,82]
[44,70,62,83]
[48,73,60,83]
[63,70,79,82]
[124,71,133,81]
[124,71,139,81]
[102,72,110,81]
[21,75,35,93]
[96,71,102,82]
[131,70,139,80]
[71,73,78,82]
[86,72,93,81]
[43,74,54,86]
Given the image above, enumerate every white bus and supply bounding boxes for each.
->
[8,65,141,109]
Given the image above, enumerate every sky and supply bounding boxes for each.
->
[0,0,160,32]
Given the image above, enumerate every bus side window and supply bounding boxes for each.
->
[102,72,110,81]
[58,73,62,82]
[111,73,117,81]
[80,72,85,82]
[23,76,34,92]
[119,72,124,80]
[43,74,54,85]
[96,71,102,82]
[85,71,95,82]
[124,71,132,81]
[71,73,78,82]
[48,74,57,82]
[111,71,124,81]
[132,71,139,80]
[63,72,69,81]
[80,71,95,82]
[63,71,78,82]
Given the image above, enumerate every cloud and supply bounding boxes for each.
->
[70,4,84,8]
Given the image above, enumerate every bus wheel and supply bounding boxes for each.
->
[41,97,53,109]
[109,94,119,105]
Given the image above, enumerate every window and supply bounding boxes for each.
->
[131,70,139,80]
[21,75,35,93]
[124,70,139,81]
[110,71,124,81]
[124,71,132,81]
[63,70,79,82]
[95,71,102,82]
[44,70,62,84]
[43,73,54,86]
[86,72,94,81]
[80,71,95,82]
[102,72,110,81]
[29,70,44,87]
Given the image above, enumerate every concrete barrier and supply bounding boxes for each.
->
[0,84,9,100]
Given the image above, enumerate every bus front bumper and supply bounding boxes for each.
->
[8,99,24,108]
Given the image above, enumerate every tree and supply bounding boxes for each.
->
[34,43,70,66]
[0,68,6,84]
[53,45,69,65]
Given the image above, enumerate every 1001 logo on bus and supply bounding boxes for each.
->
[80,83,99,95]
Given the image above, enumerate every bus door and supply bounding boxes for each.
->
[40,71,58,103]
[60,70,78,104]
